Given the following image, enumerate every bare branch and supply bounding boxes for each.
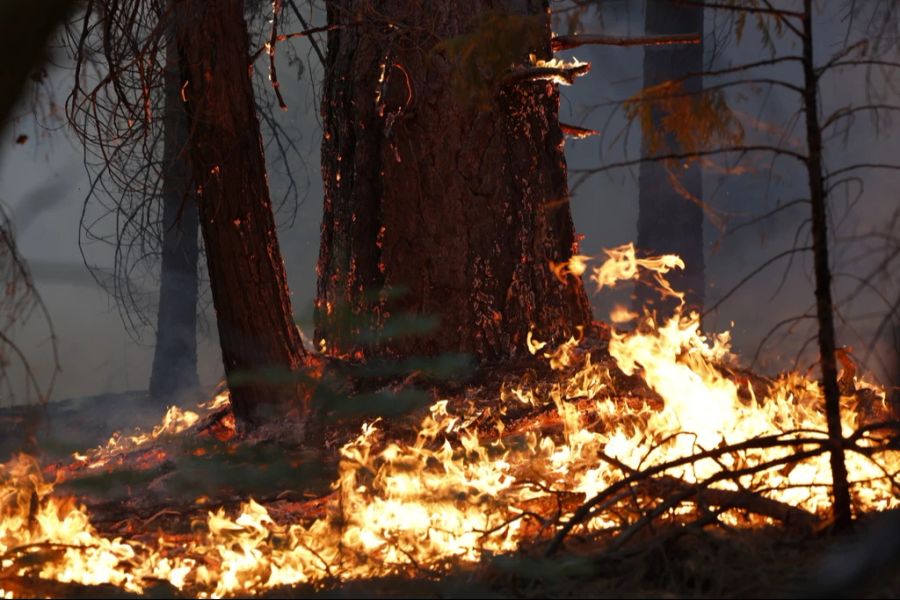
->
[552,33,700,52]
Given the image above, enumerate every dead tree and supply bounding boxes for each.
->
[568,0,900,528]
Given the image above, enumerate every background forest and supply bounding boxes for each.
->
[0,0,898,597]
[1,0,897,409]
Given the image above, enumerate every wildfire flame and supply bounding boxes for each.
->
[68,392,230,473]
[0,245,896,597]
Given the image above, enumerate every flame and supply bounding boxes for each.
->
[526,54,590,85]
[610,304,638,323]
[64,392,230,474]
[0,245,897,597]
[549,254,590,284]
[590,242,685,302]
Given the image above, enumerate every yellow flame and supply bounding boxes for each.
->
[0,244,896,597]
[610,304,638,323]
[590,242,685,302]
[69,393,228,472]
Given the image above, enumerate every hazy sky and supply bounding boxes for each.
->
[0,1,897,405]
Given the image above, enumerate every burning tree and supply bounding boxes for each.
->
[172,0,314,427]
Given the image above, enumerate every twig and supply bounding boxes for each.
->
[544,435,828,556]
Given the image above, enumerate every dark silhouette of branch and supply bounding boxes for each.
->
[800,0,852,529]
[702,246,813,318]
[545,433,830,556]
[668,1,804,19]
[285,0,326,66]
[552,33,700,52]
[825,163,900,180]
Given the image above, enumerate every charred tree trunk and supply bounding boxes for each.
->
[148,25,200,404]
[316,1,591,362]
[635,0,705,317]
[800,0,852,530]
[174,0,309,427]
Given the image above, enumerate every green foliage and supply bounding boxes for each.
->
[306,291,474,423]
[435,10,544,109]
[623,81,745,158]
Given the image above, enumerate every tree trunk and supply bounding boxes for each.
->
[148,23,200,405]
[316,0,591,362]
[800,0,852,530]
[174,0,308,428]
[635,0,705,317]
[894,319,900,412]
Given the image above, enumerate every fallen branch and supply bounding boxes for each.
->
[545,436,828,556]
[646,476,819,531]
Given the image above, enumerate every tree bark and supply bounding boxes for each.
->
[149,20,200,404]
[894,319,900,413]
[316,0,592,362]
[800,0,852,530]
[635,0,705,317]
[174,0,308,427]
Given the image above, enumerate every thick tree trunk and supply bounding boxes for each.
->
[316,0,591,362]
[148,28,200,404]
[174,0,308,427]
[635,0,705,317]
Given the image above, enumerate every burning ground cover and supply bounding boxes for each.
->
[1,244,898,598]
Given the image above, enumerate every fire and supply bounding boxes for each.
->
[589,242,685,302]
[68,392,230,473]
[0,245,897,597]
[526,54,590,85]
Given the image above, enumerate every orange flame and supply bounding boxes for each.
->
[0,245,895,597]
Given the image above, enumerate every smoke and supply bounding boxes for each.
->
[0,1,897,405]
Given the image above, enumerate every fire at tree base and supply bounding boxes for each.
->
[0,243,897,598]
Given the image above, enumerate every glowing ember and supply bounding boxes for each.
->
[0,246,896,597]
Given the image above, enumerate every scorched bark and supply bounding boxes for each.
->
[316,0,592,362]
[174,0,308,427]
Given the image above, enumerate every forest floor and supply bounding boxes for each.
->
[2,334,900,598]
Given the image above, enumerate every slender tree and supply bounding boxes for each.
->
[316,1,592,362]
[570,0,900,529]
[67,0,315,413]
[799,0,851,529]
[148,11,200,403]
[174,0,311,427]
